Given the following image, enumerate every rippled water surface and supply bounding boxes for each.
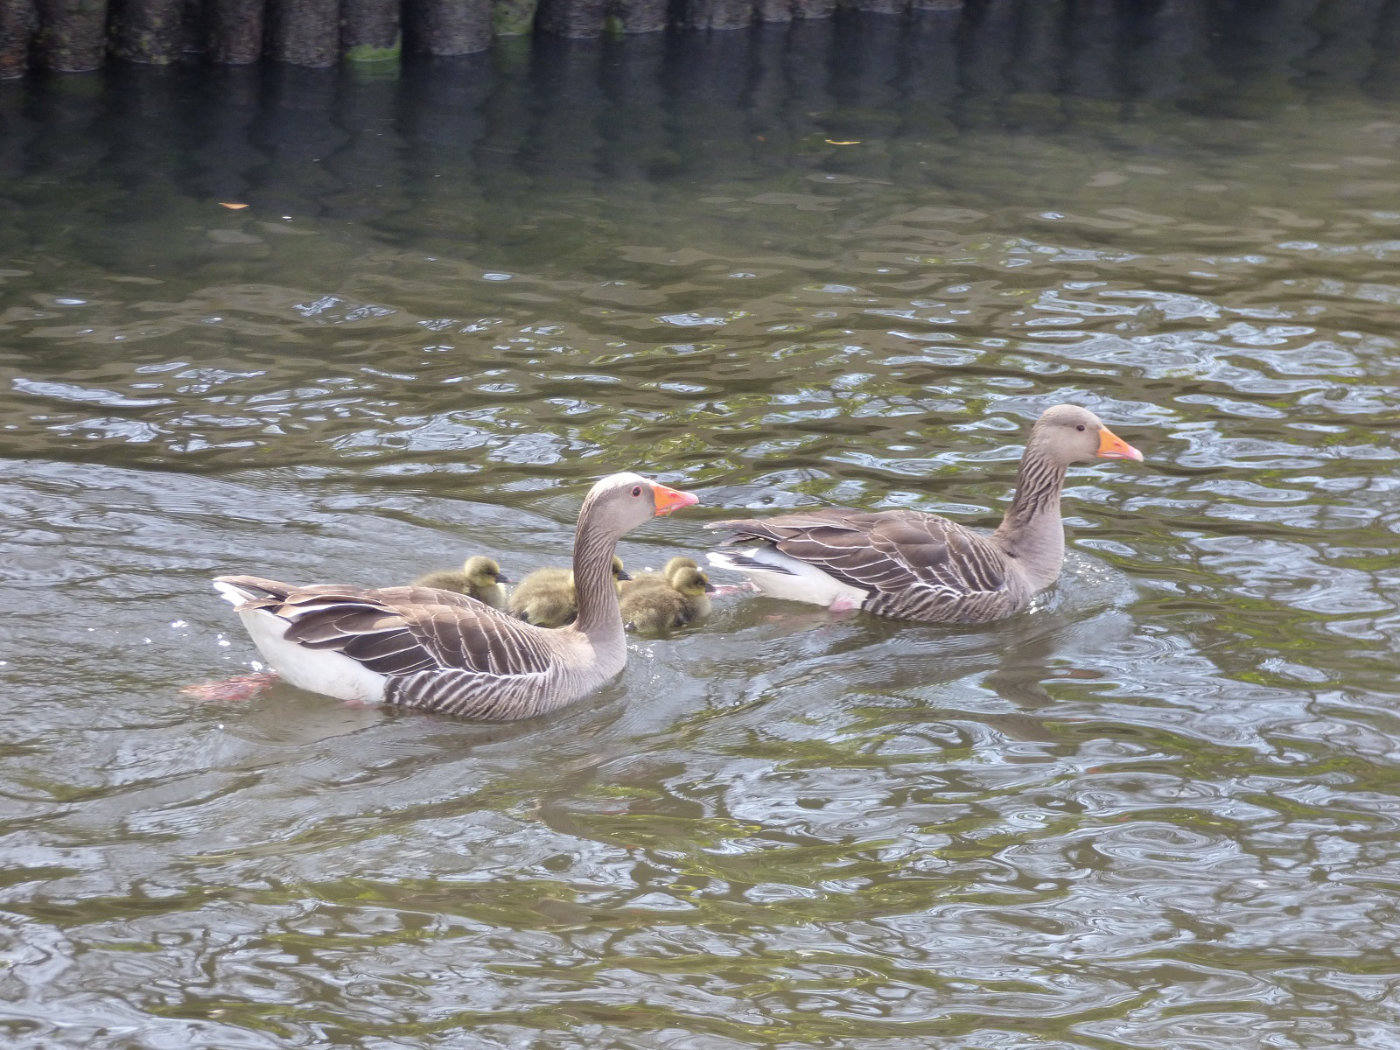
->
[3,7,1400,1047]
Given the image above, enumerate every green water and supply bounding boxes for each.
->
[2,8,1400,1047]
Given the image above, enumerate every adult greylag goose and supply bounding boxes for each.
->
[213,473,698,720]
[707,404,1141,624]
[507,555,629,628]
[411,555,511,609]
[619,564,715,634]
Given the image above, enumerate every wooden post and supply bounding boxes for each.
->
[679,0,755,30]
[342,0,400,61]
[34,0,109,70]
[267,0,340,65]
[206,0,264,63]
[789,0,834,20]
[407,0,492,53]
[109,0,188,63]
[840,0,906,13]
[536,0,604,37]
[755,0,791,22]
[1,0,38,77]
[492,0,538,36]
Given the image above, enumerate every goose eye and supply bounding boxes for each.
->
[631,486,642,497]
[1076,424,1086,432]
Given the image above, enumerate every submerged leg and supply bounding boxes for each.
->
[181,671,280,702]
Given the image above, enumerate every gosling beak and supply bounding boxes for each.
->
[703,580,717,593]
[496,572,513,585]
[652,483,700,517]
[615,568,632,581]
[1096,426,1143,462]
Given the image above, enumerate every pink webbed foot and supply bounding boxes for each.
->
[181,672,280,702]
[827,595,860,614]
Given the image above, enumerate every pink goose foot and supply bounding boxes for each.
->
[181,672,280,703]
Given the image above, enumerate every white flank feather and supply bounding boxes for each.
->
[706,549,868,610]
[212,578,389,703]
[235,608,388,703]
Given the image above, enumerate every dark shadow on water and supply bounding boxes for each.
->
[5,3,1400,217]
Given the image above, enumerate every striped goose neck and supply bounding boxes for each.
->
[571,504,624,643]
[994,439,1069,587]
[1001,441,1068,532]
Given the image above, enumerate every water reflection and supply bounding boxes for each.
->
[2,5,1400,1049]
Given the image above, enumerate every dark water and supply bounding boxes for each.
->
[4,5,1400,1047]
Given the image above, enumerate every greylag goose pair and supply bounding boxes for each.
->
[214,405,1141,720]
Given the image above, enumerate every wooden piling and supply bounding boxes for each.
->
[267,0,340,66]
[109,0,187,62]
[407,0,493,54]
[1,0,38,77]
[608,0,665,34]
[680,0,755,30]
[492,0,538,36]
[205,0,264,64]
[536,0,605,38]
[34,0,109,70]
[342,0,400,60]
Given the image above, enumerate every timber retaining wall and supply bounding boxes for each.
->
[1,0,962,76]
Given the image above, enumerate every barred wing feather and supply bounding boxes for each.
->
[216,576,555,711]
[708,509,1017,623]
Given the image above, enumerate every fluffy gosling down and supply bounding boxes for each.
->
[509,555,629,628]
[619,564,715,634]
[411,555,511,609]
[623,555,699,591]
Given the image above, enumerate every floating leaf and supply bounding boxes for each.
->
[825,139,862,146]
[219,202,249,210]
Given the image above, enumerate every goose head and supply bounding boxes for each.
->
[580,472,700,540]
[1030,404,1143,466]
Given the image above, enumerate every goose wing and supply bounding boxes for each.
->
[708,509,1013,621]
[215,576,555,709]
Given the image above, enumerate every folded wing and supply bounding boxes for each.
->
[708,508,1015,622]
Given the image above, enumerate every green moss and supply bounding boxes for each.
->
[343,36,401,67]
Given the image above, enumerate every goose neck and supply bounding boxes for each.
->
[993,441,1068,586]
[571,518,624,644]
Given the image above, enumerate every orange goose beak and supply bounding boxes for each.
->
[1096,426,1143,462]
[652,484,700,516]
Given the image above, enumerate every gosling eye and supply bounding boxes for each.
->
[1076,424,1086,432]
[631,485,642,497]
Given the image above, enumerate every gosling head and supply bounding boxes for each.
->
[670,565,714,597]
[462,555,510,589]
[611,555,630,583]
[662,556,699,584]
